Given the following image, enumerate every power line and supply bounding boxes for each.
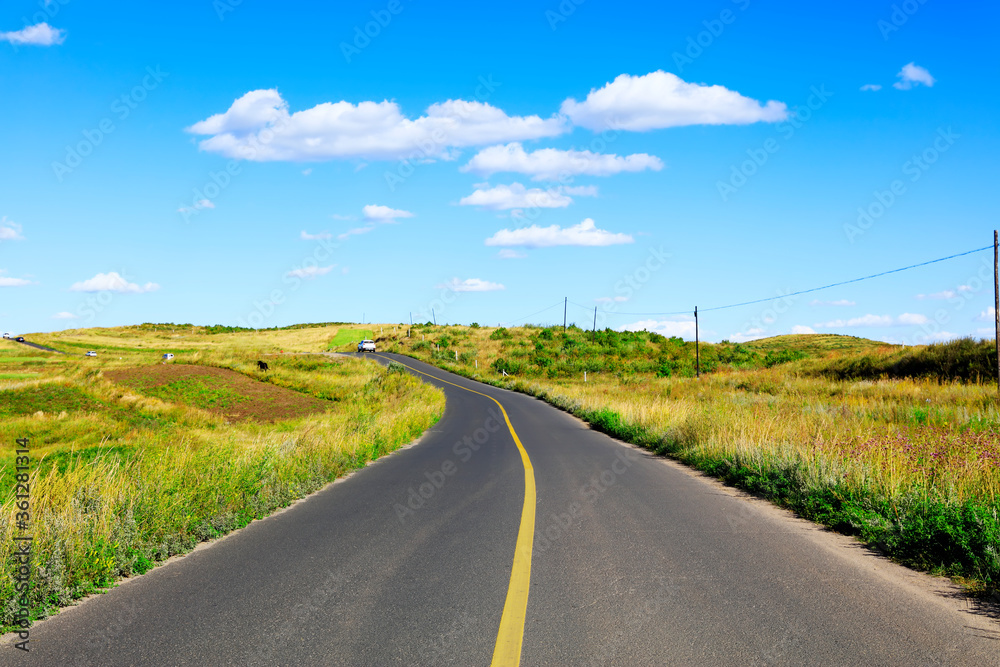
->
[599,245,992,316]
[503,300,565,326]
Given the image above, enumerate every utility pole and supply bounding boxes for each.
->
[432,309,437,326]
[563,297,568,331]
[694,306,700,379]
[994,230,999,396]
[592,306,598,340]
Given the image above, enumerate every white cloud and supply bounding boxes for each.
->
[178,199,214,215]
[0,270,32,287]
[52,311,77,320]
[300,230,332,240]
[438,278,505,292]
[286,265,336,279]
[918,331,959,343]
[497,249,526,259]
[894,63,935,90]
[186,90,568,162]
[791,325,816,334]
[362,204,414,222]
[728,328,768,343]
[459,183,597,210]
[916,286,972,300]
[560,70,787,132]
[0,22,65,46]
[622,318,695,338]
[809,299,855,307]
[460,142,663,181]
[979,307,996,321]
[898,313,929,325]
[485,218,633,248]
[338,226,376,241]
[0,218,24,241]
[69,272,159,294]
[859,84,882,92]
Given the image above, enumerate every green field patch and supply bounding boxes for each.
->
[143,376,251,411]
[328,328,374,349]
[0,384,105,416]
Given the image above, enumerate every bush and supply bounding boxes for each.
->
[489,328,512,341]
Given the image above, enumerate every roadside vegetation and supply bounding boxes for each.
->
[362,324,1000,597]
[0,325,444,630]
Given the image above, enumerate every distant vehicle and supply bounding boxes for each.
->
[358,340,376,352]
[15,337,25,343]
[162,353,174,360]
[85,351,97,357]
[2,333,10,339]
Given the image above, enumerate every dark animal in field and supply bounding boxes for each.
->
[257,360,269,371]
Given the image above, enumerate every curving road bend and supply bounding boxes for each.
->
[3,352,998,665]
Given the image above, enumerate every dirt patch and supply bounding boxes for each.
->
[103,364,331,422]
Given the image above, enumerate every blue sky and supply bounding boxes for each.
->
[1,0,997,344]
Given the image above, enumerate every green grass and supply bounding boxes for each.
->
[142,377,252,411]
[327,328,374,349]
[0,373,39,380]
[0,384,105,416]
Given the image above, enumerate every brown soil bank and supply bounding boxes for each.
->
[104,364,330,422]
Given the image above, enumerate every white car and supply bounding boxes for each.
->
[2,333,10,339]
[162,353,175,360]
[85,351,97,357]
[358,340,376,352]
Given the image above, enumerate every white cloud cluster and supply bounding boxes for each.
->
[560,70,787,131]
[894,63,935,90]
[187,72,786,163]
[69,272,159,294]
[186,90,567,162]
[438,278,505,292]
[485,218,633,248]
[461,142,663,181]
[0,22,65,46]
[0,217,24,241]
[459,183,596,210]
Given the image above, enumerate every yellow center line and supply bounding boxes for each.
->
[373,354,535,666]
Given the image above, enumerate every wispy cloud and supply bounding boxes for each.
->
[286,265,336,279]
[859,84,882,92]
[916,286,971,300]
[438,278,505,292]
[459,183,595,210]
[809,299,855,307]
[621,317,696,338]
[69,272,159,294]
[362,204,414,222]
[461,142,663,181]
[52,311,78,320]
[817,313,927,327]
[485,218,633,248]
[301,230,333,240]
[0,270,33,288]
[0,217,24,241]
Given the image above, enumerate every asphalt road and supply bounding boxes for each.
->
[8,339,61,353]
[3,353,998,665]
